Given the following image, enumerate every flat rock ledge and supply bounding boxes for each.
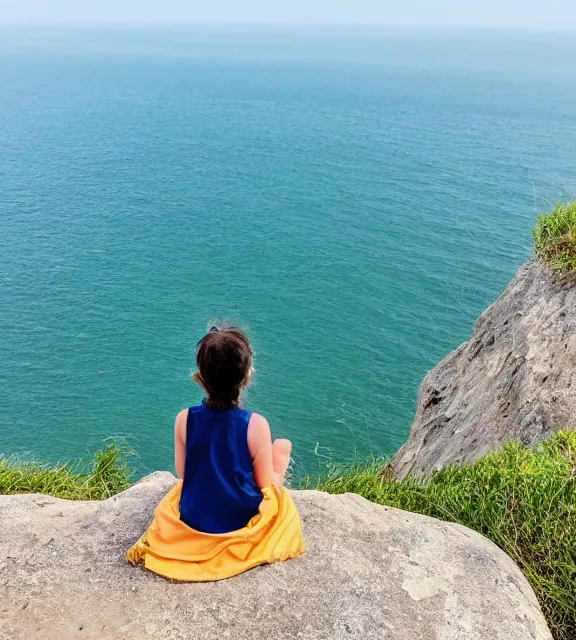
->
[0,472,551,640]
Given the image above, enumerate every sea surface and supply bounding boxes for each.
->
[1,27,575,478]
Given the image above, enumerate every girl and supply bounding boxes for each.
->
[127,325,305,581]
[176,325,293,533]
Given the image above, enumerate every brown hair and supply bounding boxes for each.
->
[195,326,253,411]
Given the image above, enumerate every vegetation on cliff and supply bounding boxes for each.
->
[534,201,576,273]
[316,430,576,640]
[0,444,131,500]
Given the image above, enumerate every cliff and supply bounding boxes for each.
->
[392,259,576,479]
[0,472,551,640]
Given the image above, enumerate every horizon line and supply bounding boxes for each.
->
[1,21,576,32]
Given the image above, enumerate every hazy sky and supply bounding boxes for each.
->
[2,0,576,29]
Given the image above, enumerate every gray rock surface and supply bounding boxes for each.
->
[393,259,576,479]
[0,472,551,640]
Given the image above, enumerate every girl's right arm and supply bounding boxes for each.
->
[247,413,283,489]
[174,409,188,479]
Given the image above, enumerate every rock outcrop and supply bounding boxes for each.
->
[393,259,576,479]
[0,472,551,640]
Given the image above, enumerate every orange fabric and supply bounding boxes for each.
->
[126,481,305,582]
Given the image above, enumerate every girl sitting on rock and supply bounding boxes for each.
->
[126,325,305,581]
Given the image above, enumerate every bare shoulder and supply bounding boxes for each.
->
[248,412,270,434]
[247,412,271,455]
[174,408,189,440]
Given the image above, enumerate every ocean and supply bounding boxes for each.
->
[1,26,575,478]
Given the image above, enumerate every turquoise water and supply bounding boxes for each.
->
[1,27,575,477]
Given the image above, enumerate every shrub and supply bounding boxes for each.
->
[534,202,576,273]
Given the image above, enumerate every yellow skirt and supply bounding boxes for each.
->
[126,482,305,582]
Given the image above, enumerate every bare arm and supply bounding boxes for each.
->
[247,413,284,489]
[174,409,188,479]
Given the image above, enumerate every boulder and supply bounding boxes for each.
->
[0,472,551,640]
[393,259,576,479]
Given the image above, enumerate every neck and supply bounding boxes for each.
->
[204,396,242,411]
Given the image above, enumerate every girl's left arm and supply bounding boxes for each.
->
[174,409,188,479]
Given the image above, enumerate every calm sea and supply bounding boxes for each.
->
[1,27,575,477]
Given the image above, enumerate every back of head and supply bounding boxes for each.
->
[195,326,253,411]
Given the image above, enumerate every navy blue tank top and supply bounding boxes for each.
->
[179,403,263,534]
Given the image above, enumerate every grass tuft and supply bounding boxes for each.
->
[534,202,576,273]
[312,431,576,640]
[0,443,131,500]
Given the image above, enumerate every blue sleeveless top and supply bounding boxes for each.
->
[179,403,263,534]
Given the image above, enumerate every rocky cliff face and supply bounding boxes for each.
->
[393,259,576,479]
[0,473,551,640]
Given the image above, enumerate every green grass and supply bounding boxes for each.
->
[313,431,576,640]
[0,444,131,500]
[534,202,576,273]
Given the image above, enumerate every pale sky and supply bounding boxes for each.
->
[1,0,575,30]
